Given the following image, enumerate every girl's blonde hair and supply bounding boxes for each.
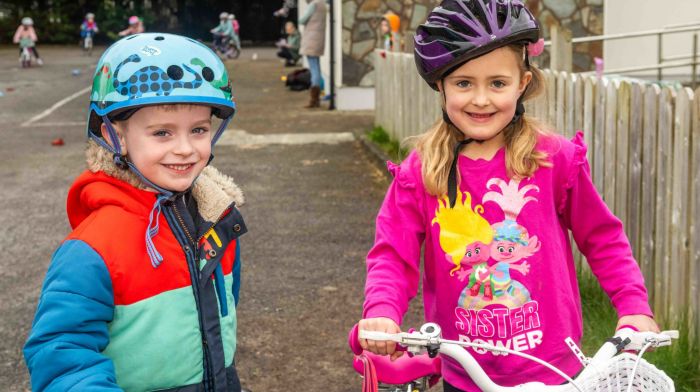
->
[415,45,551,196]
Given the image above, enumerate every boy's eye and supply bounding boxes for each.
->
[492,80,506,88]
[192,127,210,134]
[153,130,169,137]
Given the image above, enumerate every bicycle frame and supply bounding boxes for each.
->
[20,46,33,67]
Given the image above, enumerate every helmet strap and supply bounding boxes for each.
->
[511,98,525,124]
[447,138,474,208]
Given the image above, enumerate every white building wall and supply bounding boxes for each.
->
[604,0,700,79]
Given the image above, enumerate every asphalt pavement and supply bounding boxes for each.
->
[0,45,424,391]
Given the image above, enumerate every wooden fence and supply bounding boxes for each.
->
[375,50,700,330]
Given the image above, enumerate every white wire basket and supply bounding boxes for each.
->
[562,353,674,392]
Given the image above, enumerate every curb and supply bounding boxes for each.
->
[353,129,393,179]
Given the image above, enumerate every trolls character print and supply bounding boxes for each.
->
[432,178,543,355]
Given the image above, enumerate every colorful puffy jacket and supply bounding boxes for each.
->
[24,141,247,391]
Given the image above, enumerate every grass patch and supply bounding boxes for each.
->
[579,269,700,391]
[366,126,409,161]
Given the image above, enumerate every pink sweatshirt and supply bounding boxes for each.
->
[363,132,653,391]
[13,25,38,44]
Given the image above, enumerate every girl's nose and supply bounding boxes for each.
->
[472,87,490,106]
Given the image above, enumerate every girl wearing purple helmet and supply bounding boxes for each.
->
[357,1,658,391]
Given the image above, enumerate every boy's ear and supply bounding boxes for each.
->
[100,122,127,154]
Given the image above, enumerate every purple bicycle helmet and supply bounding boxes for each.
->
[414,0,540,90]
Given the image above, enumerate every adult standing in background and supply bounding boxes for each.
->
[299,0,326,109]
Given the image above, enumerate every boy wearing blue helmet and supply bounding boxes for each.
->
[23,33,247,391]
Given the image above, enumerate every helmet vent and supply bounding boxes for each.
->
[155,36,165,41]
[126,35,137,40]
[202,67,215,82]
[167,65,184,80]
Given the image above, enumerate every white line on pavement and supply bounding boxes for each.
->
[30,121,85,127]
[217,130,355,146]
[21,86,91,127]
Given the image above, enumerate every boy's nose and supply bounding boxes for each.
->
[173,135,195,155]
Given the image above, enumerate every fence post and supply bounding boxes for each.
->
[550,25,573,73]
[692,33,698,89]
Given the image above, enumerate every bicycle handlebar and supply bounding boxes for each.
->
[353,323,678,392]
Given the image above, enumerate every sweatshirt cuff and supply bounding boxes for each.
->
[363,303,402,326]
[614,297,654,319]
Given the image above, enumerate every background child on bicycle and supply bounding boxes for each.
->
[358,1,659,391]
[23,33,247,391]
[118,15,144,36]
[211,11,233,49]
[80,12,99,41]
[228,13,242,53]
[13,17,43,66]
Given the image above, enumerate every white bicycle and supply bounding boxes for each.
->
[83,33,93,56]
[352,323,678,392]
[20,46,34,68]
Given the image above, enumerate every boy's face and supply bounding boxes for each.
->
[105,105,213,192]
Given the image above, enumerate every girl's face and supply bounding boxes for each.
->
[380,20,390,34]
[440,47,532,142]
[285,22,295,34]
[104,105,213,192]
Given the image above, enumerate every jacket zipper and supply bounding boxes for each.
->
[195,203,236,244]
[167,205,214,392]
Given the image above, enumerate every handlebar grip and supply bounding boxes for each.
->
[348,324,408,356]
[348,324,363,355]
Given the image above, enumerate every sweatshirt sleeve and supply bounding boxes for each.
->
[559,133,653,318]
[363,157,426,325]
[13,26,21,43]
[23,240,122,391]
[299,3,316,25]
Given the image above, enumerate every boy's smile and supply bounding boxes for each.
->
[104,105,213,192]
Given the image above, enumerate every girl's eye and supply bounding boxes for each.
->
[508,247,515,252]
[474,248,480,254]
[153,130,169,137]
[492,80,506,88]
[498,246,505,252]
[456,80,471,88]
[192,127,209,134]
[466,251,472,257]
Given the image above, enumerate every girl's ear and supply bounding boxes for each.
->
[100,122,128,154]
[519,71,533,93]
[436,79,444,93]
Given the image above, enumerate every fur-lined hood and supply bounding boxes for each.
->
[80,140,244,223]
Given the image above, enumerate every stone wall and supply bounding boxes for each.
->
[342,0,604,86]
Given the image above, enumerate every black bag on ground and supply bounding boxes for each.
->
[285,68,311,91]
